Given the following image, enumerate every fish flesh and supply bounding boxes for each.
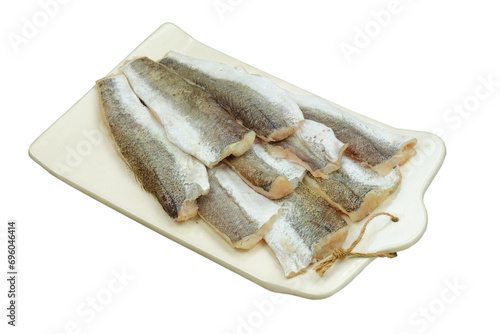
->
[293,94,417,175]
[264,184,348,278]
[197,164,281,249]
[265,184,348,278]
[121,57,255,168]
[97,75,209,221]
[303,156,401,222]
[159,52,304,141]
[271,120,348,178]
[224,139,306,199]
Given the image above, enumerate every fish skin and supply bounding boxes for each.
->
[303,156,401,222]
[271,120,348,178]
[121,57,255,168]
[265,184,348,278]
[224,138,306,199]
[160,52,304,142]
[97,75,209,221]
[293,94,417,175]
[197,164,281,249]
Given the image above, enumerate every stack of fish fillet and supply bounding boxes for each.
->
[97,52,417,278]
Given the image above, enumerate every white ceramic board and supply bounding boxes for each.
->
[29,23,445,299]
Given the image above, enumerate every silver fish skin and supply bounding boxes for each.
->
[224,138,306,199]
[121,57,255,168]
[160,52,305,142]
[271,120,348,178]
[197,164,281,250]
[293,94,417,175]
[304,156,401,222]
[265,184,348,278]
[97,75,209,221]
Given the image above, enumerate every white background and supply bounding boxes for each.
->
[1,0,499,333]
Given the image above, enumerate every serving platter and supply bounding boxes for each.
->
[29,22,445,299]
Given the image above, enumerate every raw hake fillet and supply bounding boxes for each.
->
[197,164,281,249]
[271,120,348,178]
[265,184,348,278]
[160,52,304,141]
[293,94,417,175]
[224,139,306,199]
[121,57,255,168]
[97,75,209,221]
[304,156,402,222]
